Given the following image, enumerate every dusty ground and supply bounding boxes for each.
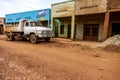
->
[0,35,120,80]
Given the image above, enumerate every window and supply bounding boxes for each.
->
[40,21,48,27]
[30,22,43,26]
[60,25,64,34]
[26,22,29,26]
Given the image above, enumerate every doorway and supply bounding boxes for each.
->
[0,25,4,34]
[67,25,71,38]
[84,24,99,41]
[111,23,120,36]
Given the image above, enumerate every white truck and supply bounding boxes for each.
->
[4,20,53,43]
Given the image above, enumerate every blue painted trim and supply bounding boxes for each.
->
[6,9,51,25]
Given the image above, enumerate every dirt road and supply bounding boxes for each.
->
[0,35,120,80]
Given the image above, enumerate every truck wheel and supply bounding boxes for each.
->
[8,35,15,41]
[45,37,50,42]
[30,34,38,44]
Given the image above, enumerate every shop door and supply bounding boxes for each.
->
[74,25,77,39]
[0,25,4,34]
[67,25,71,38]
[55,25,59,37]
[84,24,99,41]
[112,23,120,36]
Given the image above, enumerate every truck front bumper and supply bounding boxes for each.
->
[37,34,53,38]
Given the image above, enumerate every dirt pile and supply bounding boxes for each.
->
[103,44,120,52]
[102,35,120,46]
[98,35,120,52]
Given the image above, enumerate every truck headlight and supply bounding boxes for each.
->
[37,31,43,34]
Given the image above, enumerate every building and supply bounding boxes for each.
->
[105,0,120,39]
[0,18,5,34]
[75,0,107,41]
[51,0,120,41]
[51,1,75,39]
[6,9,51,28]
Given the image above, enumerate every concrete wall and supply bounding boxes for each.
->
[75,0,107,15]
[75,14,105,41]
[108,0,120,11]
[51,1,74,18]
[0,18,5,25]
[0,18,5,34]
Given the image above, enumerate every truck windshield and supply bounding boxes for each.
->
[30,22,43,27]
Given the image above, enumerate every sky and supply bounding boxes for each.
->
[0,0,67,17]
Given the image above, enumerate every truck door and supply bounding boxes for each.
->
[24,22,36,35]
[24,22,31,34]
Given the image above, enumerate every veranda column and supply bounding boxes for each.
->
[103,11,110,41]
[51,18,54,31]
[71,15,75,40]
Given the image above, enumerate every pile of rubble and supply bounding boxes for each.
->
[101,35,120,46]
[100,35,120,52]
[103,44,120,52]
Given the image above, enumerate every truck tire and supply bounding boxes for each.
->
[45,37,50,42]
[8,35,15,41]
[30,34,38,44]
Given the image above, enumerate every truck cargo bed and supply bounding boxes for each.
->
[4,25,23,32]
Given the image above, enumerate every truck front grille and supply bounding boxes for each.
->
[43,30,51,35]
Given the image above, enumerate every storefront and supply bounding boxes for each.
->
[6,9,51,28]
[52,0,120,41]
[108,12,120,37]
[51,1,75,39]
[75,0,107,41]
[106,0,120,38]
[53,17,72,38]
[52,0,107,41]
[0,18,5,34]
[75,14,105,41]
